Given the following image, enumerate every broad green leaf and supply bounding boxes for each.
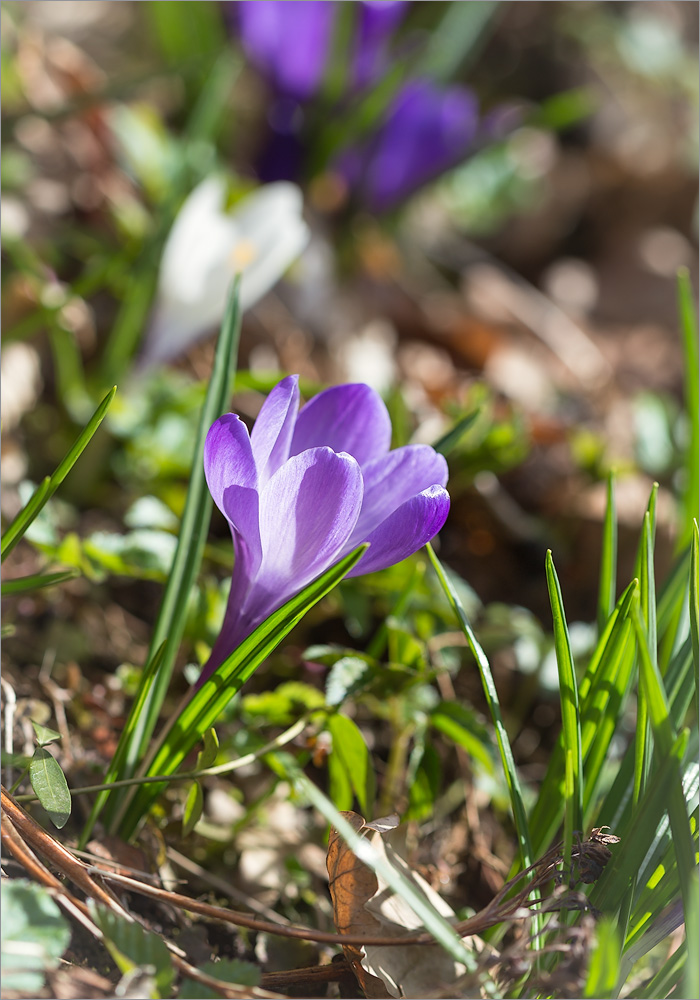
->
[584,916,620,998]
[328,712,375,816]
[31,721,61,746]
[29,748,71,829]
[325,655,372,706]
[1,386,116,561]
[94,908,174,1000]
[1,568,79,596]
[545,550,583,857]
[182,781,204,837]
[196,727,219,770]
[430,701,494,773]
[179,959,260,999]
[427,543,533,871]
[0,880,71,994]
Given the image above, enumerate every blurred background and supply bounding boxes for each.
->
[1,0,698,932]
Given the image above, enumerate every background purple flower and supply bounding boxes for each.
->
[236,1,335,100]
[202,375,449,682]
[338,78,480,211]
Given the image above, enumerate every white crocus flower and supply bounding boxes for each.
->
[142,177,310,365]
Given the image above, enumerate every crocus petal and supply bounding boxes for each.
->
[290,383,392,467]
[353,1,408,90]
[237,0,334,100]
[345,485,450,577]
[348,445,449,545]
[254,447,363,605]
[250,374,300,485]
[204,414,262,572]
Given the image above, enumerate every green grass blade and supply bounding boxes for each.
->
[682,868,700,1000]
[545,550,583,859]
[592,729,689,914]
[78,641,168,847]
[530,580,637,850]
[633,491,658,806]
[106,279,242,822]
[1,569,80,596]
[597,471,618,636]
[1,387,116,561]
[633,609,696,929]
[677,268,699,549]
[432,408,480,457]
[418,1,502,81]
[583,916,620,999]
[690,522,699,716]
[117,544,368,839]
[426,543,533,870]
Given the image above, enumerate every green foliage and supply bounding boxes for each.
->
[0,881,71,994]
[179,960,261,998]
[94,908,174,1000]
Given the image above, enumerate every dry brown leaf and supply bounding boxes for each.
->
[327,811,475,999]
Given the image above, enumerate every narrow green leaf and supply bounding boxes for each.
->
[182,781,204,837]
[1,568,80,596]
[591,729,689,914]
[1,387,116,561]
[31,722,61,746]
[418,1,502,81]
[530,580,637,851]
[583,916,620,998]
[677,268,699,549]
[78,640,168,848]
[94,908,174,1000]
[426,543,533,870]
[545,550,583,856]
[682,869,700,1000]
[117,544,368,839]
[328,713,375,816]
[432,408,480,456]
[106,279,241,831]
[29,748,71,829]
[633,494,658,807]
[597,471,618,636]
[690,522,699,716]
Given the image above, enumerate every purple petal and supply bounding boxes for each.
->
[346,78,479,211]
[204,414,257,517]
[236,1,334,100]
[250,374,300,486]
[345,484,450,577]
[348,445,449,545]
[290,383,392,467]
[252,447,363,610]
[353,1,408,90]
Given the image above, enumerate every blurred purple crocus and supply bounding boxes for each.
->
[201,375,449,681]
[339,78,480,212]
[235,0,408,99]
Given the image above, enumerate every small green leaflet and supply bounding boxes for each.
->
[31,721,62,746]
[29,748,71,829]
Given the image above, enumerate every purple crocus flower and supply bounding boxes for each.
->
[202,375,449,682]
[235,0,408,100]
[339,78,480,212]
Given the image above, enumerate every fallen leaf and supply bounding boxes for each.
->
[327,811,474,999]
